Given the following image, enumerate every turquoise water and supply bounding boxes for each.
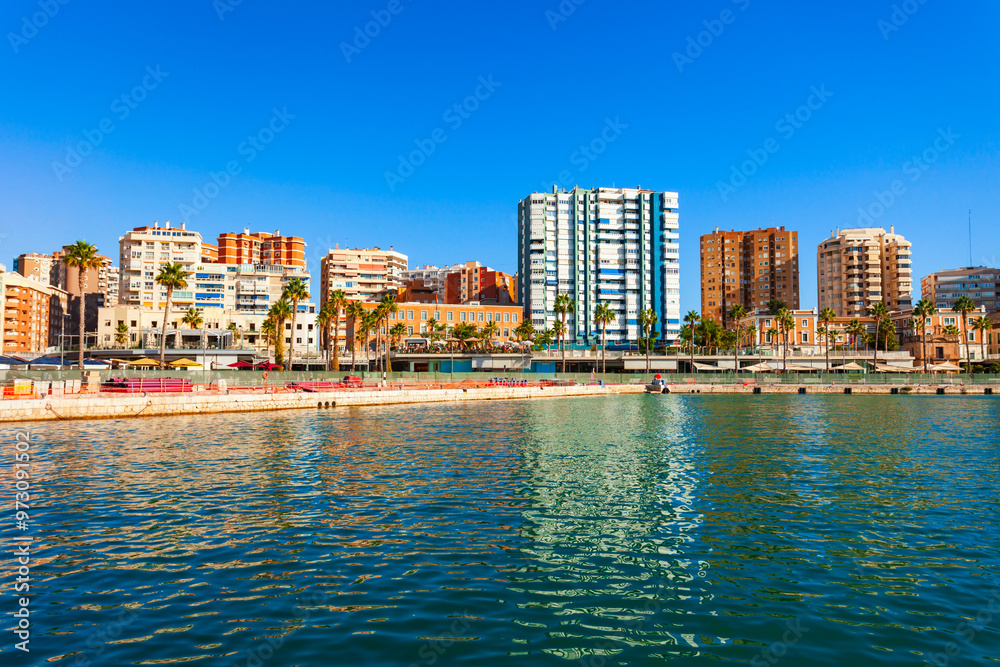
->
[3,395,1000,666]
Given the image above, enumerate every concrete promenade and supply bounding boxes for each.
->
[0,383,646,423]
[649,382,997,396]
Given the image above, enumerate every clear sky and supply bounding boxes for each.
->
[2,0,998,312]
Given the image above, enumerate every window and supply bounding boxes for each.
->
[513,314,518,322]
[801,332,809,343]
[407,310,414,320]
[460,312,466,322]
[801,319,808,328]
[447,312,454,321]
[421,311,428,320]
[478,312,484,322]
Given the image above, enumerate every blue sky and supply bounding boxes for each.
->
[1,0,998,311]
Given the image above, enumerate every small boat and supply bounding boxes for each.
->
[645,374,669,394]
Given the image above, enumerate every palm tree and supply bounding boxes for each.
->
[377,294,399,375]
[973,315,992,367]
[550,320,566,359]
[268,298,293,369]
[745,324,757,355]
[729,304,748,374]
[847,318,866,357]
[594,303,616,374]
[913,298,936,373]
[317,302,333,371]
[281,278,310,366]
[345,301,366,371]
[777,307,794,373]
[818,307,836,372]
[953,295,976,373]
[360,311,378,368]
[261,318,276,361]
[114,322,130,348]
[638,308,658,373]
[227,322,242,348]
[766,327,779,359]
[389,322,407,352]
[683,310,700,373]
[62,241,104,369]
[868,302,889,370]
[553,293,575,373]
[181,307,204,352]
[944,324,960,336]
[514,319,535,346]
[154,263,189,370]
[326,290,348,373]
[482,320,499,351]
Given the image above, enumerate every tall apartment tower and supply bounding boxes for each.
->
[118,221,203,309]
[700,226,799,326]
[922,267,1000,313]
[517,186,680,346]
[817,226,913,318]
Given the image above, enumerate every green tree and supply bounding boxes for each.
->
[62,241,104,369]
[154,263,189,370]
[554,293,575,373]
[181,307,204,351]
[261,318,276,360]
[766,298,788,315]
[847,318,866,356]
[819,307,836,372]
[389,322,407,351]
[514,319,535,345]
[638,308,659,373]
[281,277,310,365]
[114,321,129,348]
[377,293,398,374]
[345,300,366,371]
[868,302,889,369]
[268,298,293,369]
[777,308,794,372]
[729,304,748,373]
[482,320,499,351]
[594,303,616,374]
[913,298,936,373]
[953,295,976,373]
[973,315,992,366]
[683,310,700,372]
[326,290,348,372]
[317,301,333,371]
[550,320,565,358]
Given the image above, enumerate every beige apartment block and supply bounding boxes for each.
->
[817,226,913,318]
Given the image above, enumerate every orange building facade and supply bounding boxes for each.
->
[701,227,799,327]
[217,229,306,269]
[1,271,69,354]
[443,261,518,304]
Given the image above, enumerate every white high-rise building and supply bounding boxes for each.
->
[518,186,680,346]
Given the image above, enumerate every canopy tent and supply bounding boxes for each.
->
[0,355,28,367]
[782,363,821,373]
[874,364,917,373]
[744,362,774,373]
[227,360,256,368]
[29,356,109,368]
[693,362,724,372]
[169,358,202,368]
[831,361,866,372]
[929,361,962,372]
[255,362,281,370]
[129,358,161,367]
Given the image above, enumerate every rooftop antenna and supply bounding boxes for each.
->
[968,209,973,266]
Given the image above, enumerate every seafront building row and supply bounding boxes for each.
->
[1,186,997,367]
